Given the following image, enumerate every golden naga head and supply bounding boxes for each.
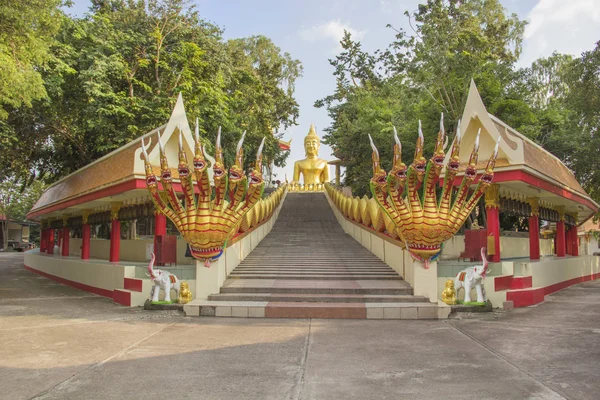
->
[368,117,501,266]
[141,124,266,266]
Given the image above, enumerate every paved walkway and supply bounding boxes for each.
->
[1,251,599,399]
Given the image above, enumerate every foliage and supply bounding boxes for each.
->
[2,0,302,185]
[0,179,45,248]
[0,0,64,119]
[317,0,527,196]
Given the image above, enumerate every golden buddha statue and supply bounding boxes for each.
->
[292,124,330,187]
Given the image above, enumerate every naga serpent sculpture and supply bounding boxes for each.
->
[368,115,500,267]
[141,123,265,267]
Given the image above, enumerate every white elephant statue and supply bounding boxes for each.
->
[454,247,490,303]
[147,253,181,302]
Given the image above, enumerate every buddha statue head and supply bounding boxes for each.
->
[304,124,320,158]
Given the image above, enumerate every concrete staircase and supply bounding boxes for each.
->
[184,192,442,319]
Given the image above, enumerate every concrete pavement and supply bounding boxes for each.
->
[1,252,599,399]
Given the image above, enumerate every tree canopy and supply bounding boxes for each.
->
[1,0,302,185]
[317,0,600,211]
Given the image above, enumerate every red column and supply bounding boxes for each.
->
[485,185,501,263]
[61,227,70,256]
[109,219,120,262]
[486,206,501,262]
[82,224,91,260]
[528,215,540,260]
[154,212,167,266]
[47,229,55,255]
[155,213,167,236]
[40,228,47,252]
[567,226,578,256]
[556,220,566,257]
[572,228,579,256]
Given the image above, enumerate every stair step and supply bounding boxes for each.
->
[184,193,435,319]
[233,268,394,271]
[184,300,440,319]
[208,293,430,303]
[228,274,401,280]
[220,287,412,295]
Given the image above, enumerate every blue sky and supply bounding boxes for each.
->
[66,0,600,182]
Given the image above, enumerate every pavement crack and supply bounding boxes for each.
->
[287,318,312,400]
[448,321,567,400]
[29,318,182,400]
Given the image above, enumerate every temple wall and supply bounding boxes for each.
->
[24,249,197,307]
[90,239,111,259]
[440,234,554,260]
[67,237,195,265]
[584,237,600,255]
[520,256,600,289]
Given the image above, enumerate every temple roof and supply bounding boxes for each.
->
[27,94,213,221]
[444,80,598,225]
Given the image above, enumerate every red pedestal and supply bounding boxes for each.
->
[40,229,47,252]
[61,227,70,257]
[110,220,120,262]
[47,229,55,255]
[486,206,501,262]
[528,215,540,260]
[556,220,566,257]
[82,224,91,260]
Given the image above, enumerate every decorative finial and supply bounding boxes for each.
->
[236,131,246,153]
[157,131,164,154]
[493,136,501,158]
[178,126,183,152]
[305,124,320,143]
[368,134,379,158]
[393,126,401,150]
[141,137,149,161]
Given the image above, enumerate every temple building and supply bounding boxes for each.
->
[23,84,600,315]
[439,81,597,264]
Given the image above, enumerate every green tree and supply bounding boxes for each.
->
[0,179,44,249]
[317,0,526,195]
[3,0,301,186]
[0,0,64,119]
[385,0,525,120]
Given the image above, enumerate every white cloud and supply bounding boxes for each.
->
[519,0,600,67]
[299,20,366,52]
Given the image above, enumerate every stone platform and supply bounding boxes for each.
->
[184,193,447,319]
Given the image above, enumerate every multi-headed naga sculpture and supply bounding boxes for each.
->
[368,116,500,267]
[141,124,265,267]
